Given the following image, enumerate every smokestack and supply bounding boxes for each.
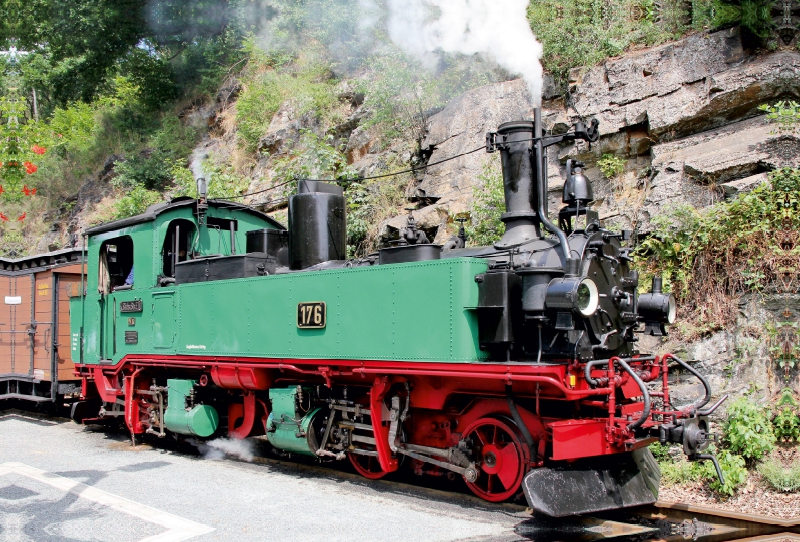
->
[489,120,541,249]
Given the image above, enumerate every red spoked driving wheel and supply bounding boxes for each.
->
[348,452,388,480]
[462,417,527,502]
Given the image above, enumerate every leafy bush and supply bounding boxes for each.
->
[345,172,410,258]
[634,166,800,337]
[706,448,748,496]
[650,444,708,485]
[468,156,505,247]
[171,161,250,200]
[527,0,674,86]
[598,153,626,179]
[113,186,163,220]
[723,397,777,462]
[113,151,174,190]
[235,46,339,152]
[649,443,745,494]
[758,458,800,492]
[112,115,200,191]
[270,130,357,191]
[356,50,499,144]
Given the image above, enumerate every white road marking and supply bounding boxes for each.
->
[0,462,214,542]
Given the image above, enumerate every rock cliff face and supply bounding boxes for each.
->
[385,27,799,240]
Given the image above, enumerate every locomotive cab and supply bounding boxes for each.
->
[70,198,284,365]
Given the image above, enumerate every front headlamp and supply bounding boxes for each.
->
[545,277,599,316]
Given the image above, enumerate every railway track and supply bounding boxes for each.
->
[514,502,799,542]
[3,407,798,542]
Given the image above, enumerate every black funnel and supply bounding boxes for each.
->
[493,121,540,249]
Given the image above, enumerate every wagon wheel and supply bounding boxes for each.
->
[348,451,388,480]
[462,417,526,502]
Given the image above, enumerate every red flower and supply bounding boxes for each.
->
[22,185,36,196]
[31,145,46,155]
[23,161,37,174]
[0,213,8,222]
[0,186,3,196]
[17,213,26,221]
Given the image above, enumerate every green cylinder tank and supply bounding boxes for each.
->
[266,387,321,456]
[164,379,219,437]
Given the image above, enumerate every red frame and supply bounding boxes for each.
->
[75,351,686,468]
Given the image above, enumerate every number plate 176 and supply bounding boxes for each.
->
[297,302,326,328]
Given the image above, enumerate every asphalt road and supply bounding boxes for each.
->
[0,410,530,542]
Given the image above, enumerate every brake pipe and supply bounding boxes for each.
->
[615,357,651,430]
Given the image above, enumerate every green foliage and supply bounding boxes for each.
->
[649,443,746,495]
[113,152,173,191]
[650,443,708,485]
[598,153,626,179]
[758,458,800,492]
[723,397,777,461]
[660,459,708,485]
[759,101,800,135]
[112,186,163,220]
[257,0,378,68]
[235,47,339,152]
[706,448,749,496]
[171,161,250,200]
[345,169,410,258]
[270,130,358,191]
[653,443,747,496]
[11,0,244,107]
[468,156,505,247]
[112,114,201,191]
[527,0,675,86]
[773,389,800,443]
[648,442,671,461]
[634,165,800,336]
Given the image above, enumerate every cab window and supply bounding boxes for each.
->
[162,219,195,278]
[98,236,134,294]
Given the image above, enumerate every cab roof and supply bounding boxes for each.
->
[84,197,285,236]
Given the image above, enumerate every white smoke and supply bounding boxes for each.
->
[195,438,255,462]
[383,0,543,105]
[189,149,207,181]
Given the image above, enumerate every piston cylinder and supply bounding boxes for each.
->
[163,379,219,437]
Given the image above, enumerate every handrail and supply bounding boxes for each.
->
[664,354,712,412]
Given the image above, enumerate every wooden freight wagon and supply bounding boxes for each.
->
[0,248,85,403]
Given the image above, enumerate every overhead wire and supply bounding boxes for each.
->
[216,144,487,201]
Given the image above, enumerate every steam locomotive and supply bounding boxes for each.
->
[60,107,723,516]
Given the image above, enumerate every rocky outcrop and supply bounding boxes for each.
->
[637,115,797,225]
[387,26,800,239]
[571,28,799,140]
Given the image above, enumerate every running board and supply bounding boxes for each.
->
[522,448,660,517]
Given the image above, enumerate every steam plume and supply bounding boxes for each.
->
[383,0,543,104]
[194,437,255,462]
